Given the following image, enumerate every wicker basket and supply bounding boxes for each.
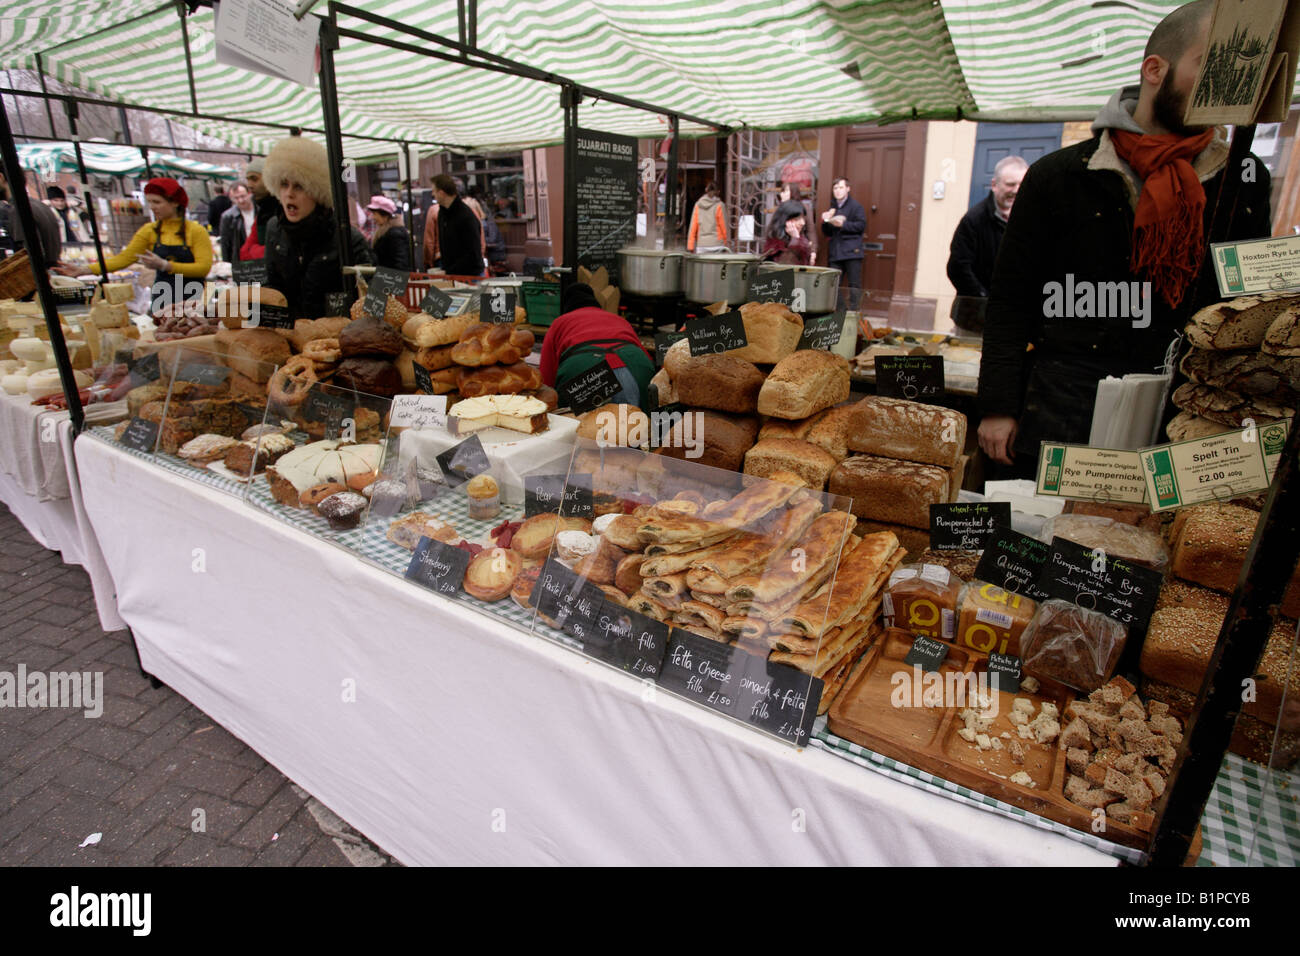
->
[0,250,37,301]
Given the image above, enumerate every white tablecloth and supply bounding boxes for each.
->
[74,435,1113,866]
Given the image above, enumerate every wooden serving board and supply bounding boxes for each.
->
[828,627,1152,850]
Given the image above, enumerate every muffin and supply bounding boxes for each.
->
[466,473,501,520]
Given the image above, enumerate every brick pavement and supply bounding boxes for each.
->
[0,505,396,866]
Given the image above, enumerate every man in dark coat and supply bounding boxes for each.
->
[206,185,232,231]
[820,177,867,307]
[976,0,1272,479]
[946,156,1027,333]
[432,173,483,277]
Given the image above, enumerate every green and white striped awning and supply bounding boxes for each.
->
[152,153,237,180]
[15,140,146,177]
[0,1,1293,157]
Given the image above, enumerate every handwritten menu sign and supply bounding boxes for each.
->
[686,310,748,355]
[748,269,796,306]
[584,603,669,679]
[904,635,950,672]
[250,302,294,330]
[230,259,268,285]
[435,434,491,487]
[325,290,353,316]
[524,473,593,518]
[987,653,1022,694]
[797,311,845,351]
[876,354,944,400]
[300,390,350,439]
[533,557,604,642]
[412,361,434,395]
[176,363,231,387]
[127,351,161,388]
[1035,536,1162,630]
[559,359,621,414]
[929,502,1010,551]
[388,394,447,431]
[481,289,516,324]
[733,656,822,745]
[573,127,639,286]
[419,285,453,318]
[656,629,742,719]
[363,267,409,318]
[974,528,1053,601]
[654,331,686,368]
[118,417,159,453]
[404,536,470,597]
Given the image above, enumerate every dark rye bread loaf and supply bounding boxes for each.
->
[1185,292,1300,350]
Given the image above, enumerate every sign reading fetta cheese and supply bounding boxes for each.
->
[1210,234,1300,297]
[1139,419,1290,512]
[1036,443,1149,505]
[388,394,447,431]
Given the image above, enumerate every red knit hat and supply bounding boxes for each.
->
[143,177,189,210]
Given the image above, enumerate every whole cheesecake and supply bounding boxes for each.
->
[448,395,549,436]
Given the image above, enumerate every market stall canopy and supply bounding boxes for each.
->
[151,153,237,180]
[15,141,146,177]
[1,1,1294,155]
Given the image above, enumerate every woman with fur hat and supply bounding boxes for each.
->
[86,177,212,279]
[261,135,372,319]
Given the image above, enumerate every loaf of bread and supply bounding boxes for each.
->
[1181,347,1300,402]
[857,518,930,557]
[662,337,692,380]
[339,315,403,359]
[224,328,290,384]
[351,292,408,330]
[450,322,535,367]
[758,412,822,442]
[1171,382,1294,427]
[803,405,856,461]
[1039,514,1169,571]
[576,403,649,446]
[884,563,960,640]
[286,316,349,353]
[414,344,456,371]
[828,454,950,529]
[1185,292,1300,350]
[743,438,839,489]
[1141,676,1299,768]
[1170,502,1300,615]
[757,350,850,420]
[727,301,804,364]
[403,312,477,348]
[1020,599,1127,692]
[1155,577,1230,615]
[649,367,677,407]
[457,362,542,397]
[655,409,757,472]
[1166,409,1239,442]
[334,357,402,398]
[955,581,1038,657]
[915,547,980,584]
[673,354,765,413]
[844,395,967,468]
[1263,309,1300,357]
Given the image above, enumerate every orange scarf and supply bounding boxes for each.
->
[1110,127,1214,307]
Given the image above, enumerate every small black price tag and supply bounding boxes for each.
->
[299,390,351,436]
[481,288,517,323]
[236,403,266,428]
[231,260,268,285]
[655,629,742,718]
[797,311,845,351]
[325,290,353,316]
[176,363,231,387]
[559,359,622,414]
[876,354,945,401]
[649,403,687,450]
[748,269,796,306]
[733,655,822,746]
[248,302,294,330]
[686,309,748,356]
[584,602,669,678]
[929,502,1011,551]
[435,434,491,487]
[404,536,470,597]
[127,352,161,388]
[903,634,950,672]
[118,417,160,453]
[412,361,434,395]
[1034,536,1162,630]
[524,472,593,518]
[420,286,453,318]
[363,267,410,318]
[654,331,686,368]
[987,653,1022,694]
[533,557,604,641]
[974,527,1053,601]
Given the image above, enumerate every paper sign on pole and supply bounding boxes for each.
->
[214,0,320,89]
[1184,0,1300,126]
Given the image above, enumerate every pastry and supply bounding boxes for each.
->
[602,514,646,552]
[510,514,593,560]
[318,491,368,530]
[614,553,647,596]
[465,474,501,520]
[843,396,967,468]
[267,440,384,506]
[456,361,543,398]
[571,537,627,587]
[386,512,459,550]
[448,394,549,435]
[451,323,535,367]
[178,433,240,464]
[464,547,523,602]
[241,421,293,441]
[301,337,342,366]
[267,355,317,407]
[511,563,543,610]
[300,481,347,512]
[757,350,851,420]
[555,530,598,563]
[223,433,295,478]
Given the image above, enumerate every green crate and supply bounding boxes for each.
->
[521,281,561,326]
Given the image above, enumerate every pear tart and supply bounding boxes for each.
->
[448,394,549,436]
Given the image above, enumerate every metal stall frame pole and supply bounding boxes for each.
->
[34,53,58,138]
[1148,422,1300,865]
[562,85,579,273]
[402,141,416,268]
[176,0,200,116]
[62,99,109,282]
[317,16,353,269]
[664,114,679,247]
[141,145,154,178]
[0,103,86,432]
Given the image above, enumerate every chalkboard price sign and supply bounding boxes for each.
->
[974,527,1053,601]
[525,472,593,517]
[656,629,743,718]
[300,390,351,436]
[585,603,669,679]
[573,127,639,286]
[176,363,231,387]
[904,635,950,672]
[363,267,409,318]
[533,557,604,642]
[685,310,748,355]
[231,260,268,285]
[733,655,823,745]
[404,536,470,597]
[249,302,294,330]
[480,289,516,324]
[797,311,845,351]
[127,352,161,388]
[435,434,491,487]
[412,361,434,395]
[876,354,944,400]
[325,290,353,316]
[558,359,622,414]
[118,417,159,453]
[987,653,1022,693]
[929,502,1011,551]
[748,269,796,307]
[1035,536,1162,630]
[654,331,686,368]
[420,285,453,318]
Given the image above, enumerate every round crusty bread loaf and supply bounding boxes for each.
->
[577,403,650,446]
[224,328,291,383]
[339,315,403,359]
[1165,410,1239,442]
[1170,382,1293,427]
[1185,292,1300,350]
[1264,309,1300,358]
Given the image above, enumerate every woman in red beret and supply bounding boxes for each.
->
[87,177,212,279]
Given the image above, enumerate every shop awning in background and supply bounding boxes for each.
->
[15,141,146,177]
[0,1,1292,157]
[151,153,237,180]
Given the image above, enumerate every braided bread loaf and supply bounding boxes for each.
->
[451,322,536,367]
[458,361,542,397]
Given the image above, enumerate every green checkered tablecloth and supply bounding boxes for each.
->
[87,426,249,498]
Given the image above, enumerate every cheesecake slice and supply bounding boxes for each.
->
[448,395,550,436]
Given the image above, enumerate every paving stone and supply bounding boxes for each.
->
[30,604,87,629]
[293,835,352,867]
[54,754,136,800]
[71,722,147,762]
[231,764,286,808]
[0,744,85,807]
[0,826,54,865]
[95,694,149,728]
[182,722,254,762]
[119,719,201,771]
[247,816,316,867]
[230,784,304,850]
[16,620,80,647]
[128,693,197,735]
[164,794,256,840]
[159,832,256,867]
[115,824,188,866]
[169,752,255,800]
[0,790,59,846]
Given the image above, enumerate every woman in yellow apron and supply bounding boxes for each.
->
[87,177,212,281]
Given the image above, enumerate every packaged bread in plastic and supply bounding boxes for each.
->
[1037,514,1169,572]
[1021,599,1128,692]
[955,581,1037,656]
[883,563,961,641]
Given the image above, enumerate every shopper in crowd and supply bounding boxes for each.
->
[422,191,440,270]
[262,136,373,319]
[84,177,210,280]
[241,157,281,259]
[977,0,1271,478]
[1,172,62,264]
[540,283,655,410]
[206,184,232,232]
[482,210,508,274]
[945,155,1028,334]
[762,207,812,265]
[431,173,484,277]
[777,181,816,259]
[218,182,256,263]
[367,195,412,270]
[821,177,866,306]
[687,180,728,253]
[46,185,86,244]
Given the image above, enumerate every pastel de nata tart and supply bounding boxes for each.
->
[447,394,549,436]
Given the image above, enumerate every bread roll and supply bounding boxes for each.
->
[757,350,850,420]
[828,454,949,530]
[405,312,476,348]
[577,403,650,446]
[844,395,967,468]
[743,438,838,489]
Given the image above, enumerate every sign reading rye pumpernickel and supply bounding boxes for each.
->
[524,473,593,518]
[363,267,409,318]
[573,127,638,286]
[797,311,845,352]
[875,354,944,400]
[404,535,470,597]
[419,285,453,318]
[686,309,748,355]
[987,653,1022,694]
[533,557,604,642]
[118,417,160,453]
[480,288,516,324]
[584,602,669,679]
[974,527,1053,601]
[654,330,686,368]
[733,656,822,745]
[929,502,1011,551]
[559,358,622,414]
[656,628,743,719]
[903,634,949,672]
[1035,536,1162,630]
[230,259,268,285]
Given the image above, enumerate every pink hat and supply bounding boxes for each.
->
[366,195,397,216]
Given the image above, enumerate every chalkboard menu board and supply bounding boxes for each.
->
[574,127,638,286]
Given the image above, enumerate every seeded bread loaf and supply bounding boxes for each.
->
[802,404,857,462]
[1141,677,1299,768]
[756,350,850,420]
[828,454,950,529]
[1185,292,1300,350]
[844,395,967,469]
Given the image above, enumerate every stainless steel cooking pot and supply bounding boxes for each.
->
[683,253,760,304]
[616,248,684,297]
[757,263,842,314]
